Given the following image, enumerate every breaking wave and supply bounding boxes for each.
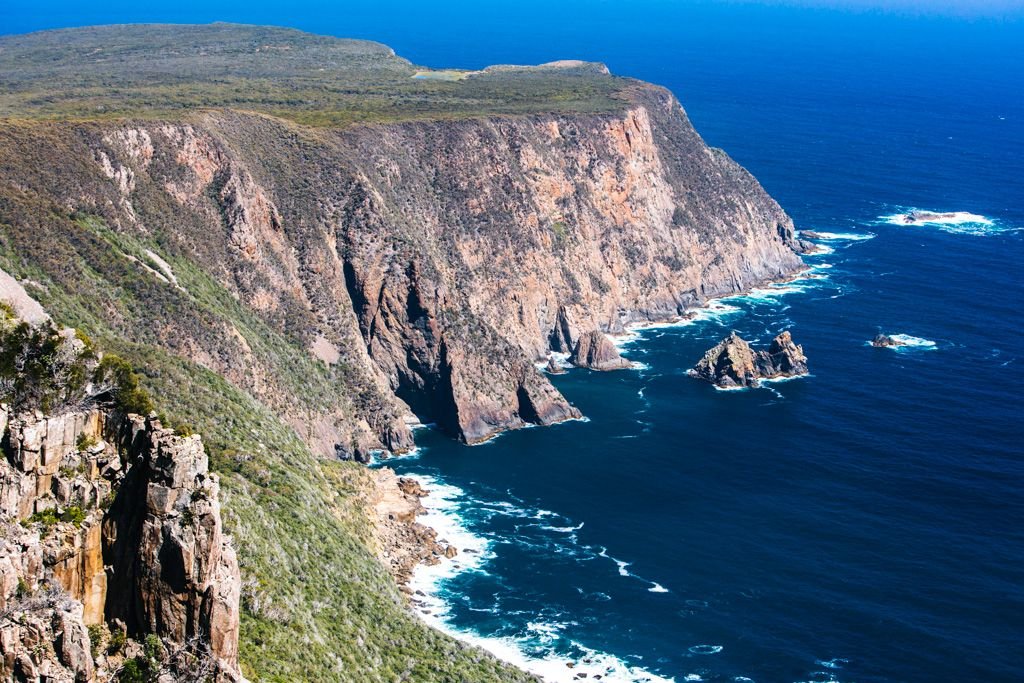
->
[401,472,680,682]
[880,209,1015,236]
[868,333,937,350]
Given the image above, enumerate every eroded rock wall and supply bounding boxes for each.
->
[3,82,803,447]
[0,404,242,682]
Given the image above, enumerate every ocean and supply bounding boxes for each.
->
[367,5,1024,682]
[7,2,1022,681]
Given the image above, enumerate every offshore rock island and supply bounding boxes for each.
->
[690,331,809,388]
[0,23,806,681]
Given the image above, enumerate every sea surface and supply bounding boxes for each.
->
[369,6,1024,683]
[8,3,1023,682]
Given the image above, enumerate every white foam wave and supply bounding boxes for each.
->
[648,582,669,593]
[613,301,744,347]
[536,351,573,372]
[609,329,643,350]
[869,333,937,351]
[367,444,422,466]
[759,373,809,385]
[884,209,992,226]
[730,283,808,303]
[881,209,1013,235]
[408,484,676,682]
[802,231,875,241]
[541,522,585,533]
[817,658,849,669]
[687,645,723,655]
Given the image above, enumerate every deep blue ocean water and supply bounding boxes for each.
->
[6,2,1023,681]
[368,6,1024,682]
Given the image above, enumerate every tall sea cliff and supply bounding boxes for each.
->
[0,23,803,681]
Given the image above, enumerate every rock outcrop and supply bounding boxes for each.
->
[365,468,455,586]
[0,405,242,682]
[871,333,906,348]
[545,357,566,375]
[690,331,808,388]
[569,330,632,371]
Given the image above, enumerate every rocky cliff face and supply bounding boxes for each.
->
[0,328,242,683]
[0,82,803,450]
[690,331,809,388]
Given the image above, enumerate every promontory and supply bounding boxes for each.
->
[0,23,805,681]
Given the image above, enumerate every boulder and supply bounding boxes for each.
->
[545,357,566,375]
[871,333,906,348]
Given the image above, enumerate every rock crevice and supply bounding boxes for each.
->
[1,401,242,682]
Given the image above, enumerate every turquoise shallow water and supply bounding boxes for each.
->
[8,3,1022,681]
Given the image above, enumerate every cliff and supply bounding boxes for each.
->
[0,83,803,450]
[0,23,804,681]
[0,316,241,681]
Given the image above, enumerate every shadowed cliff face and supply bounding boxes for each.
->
[0,83,801,448]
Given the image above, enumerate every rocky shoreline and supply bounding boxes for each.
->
[363,467,457,589]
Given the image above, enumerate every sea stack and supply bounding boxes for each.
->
[546,356,566,374]
[690,331,808,388]
[570,330,632,371]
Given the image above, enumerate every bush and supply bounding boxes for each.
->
[76,431,99,451]
[95,354,155,415]
[27,508,60,530]
[88,624,105,659]
[61,505,87,527]
[108,628,126,655]
[0,318,93,412]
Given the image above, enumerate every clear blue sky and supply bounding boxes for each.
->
[3,0,1023,39]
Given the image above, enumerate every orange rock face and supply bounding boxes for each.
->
[1,405,242,682]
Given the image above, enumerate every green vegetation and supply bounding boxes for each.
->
[94,354,156,415]
[88,624,105,660]
[119,634,164,683]
[76,431,99,451]
[108,628,127,656]
[25,505,87,531]
[550,220,569,244]
[0,24,626,127]
[0,314,96,412]
[0,181,530,683]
